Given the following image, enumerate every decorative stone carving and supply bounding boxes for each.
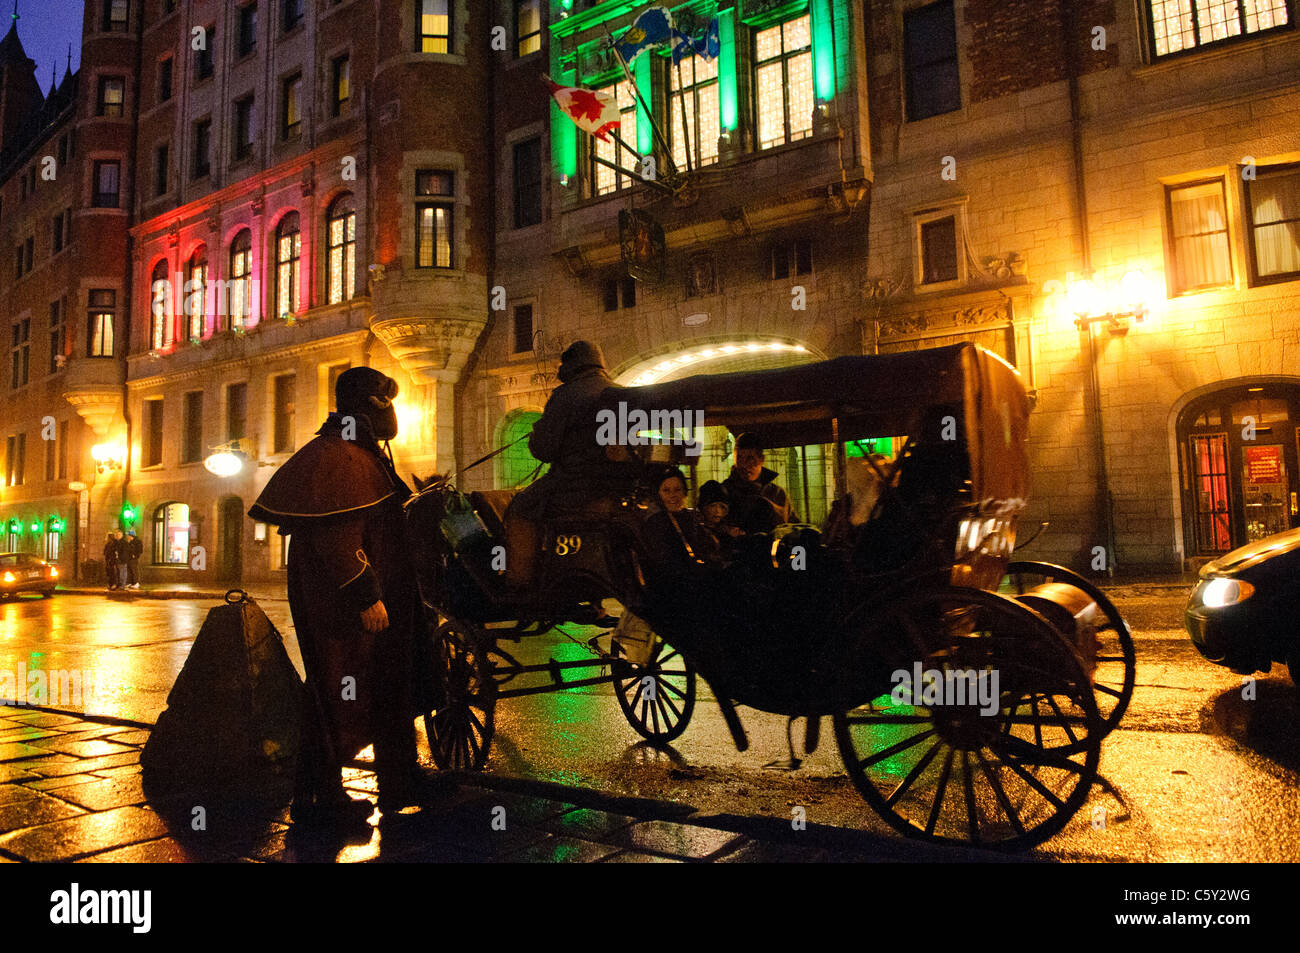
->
[62,389,122,438]
[370,316,485,385]
[686,253,718,297]
[167,222,180,247]
[982,252,1025,280]
[251,195,265,216]
[877,302,1012,339]
[300,168,315,197]
[207,211,221,233]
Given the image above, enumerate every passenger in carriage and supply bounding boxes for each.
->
[696,479,743,561]
[502,341,641,588]
[722,433,799,534]
[641,468,708,574]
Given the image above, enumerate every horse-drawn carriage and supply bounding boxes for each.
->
[406,343,1134,849]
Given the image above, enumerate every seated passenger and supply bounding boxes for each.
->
[641,468,706,575]
[696,479,742,561]
[723,433,799,534]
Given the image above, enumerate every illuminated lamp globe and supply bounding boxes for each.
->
[204,451,246,477]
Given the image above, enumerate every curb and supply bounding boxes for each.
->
[55,586,287,601]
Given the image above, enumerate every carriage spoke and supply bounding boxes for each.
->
[924,748,956,836]
[961,752,981,844]
[1093,683,1124,698]
[1042,693,1081,744]
[657,684,682,719]
[999,735,1090,775]
[885,737,943,807]
[975,749,1026,836]
[997,751,1067,809]
[857,728,936,769]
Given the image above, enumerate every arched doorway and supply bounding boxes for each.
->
[496,410,545,488]
[1178,381,1300,556]
[219,496,244,582]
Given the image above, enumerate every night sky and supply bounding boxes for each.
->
[12,1,84,95]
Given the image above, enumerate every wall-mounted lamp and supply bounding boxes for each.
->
[1067,270,1154,334]
[91,443,126,474]
[204,445,249,477]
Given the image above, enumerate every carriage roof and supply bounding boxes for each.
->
[602,342,1031,504]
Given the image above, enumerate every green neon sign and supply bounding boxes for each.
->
[718,9,738,131]
[811,0,836,101]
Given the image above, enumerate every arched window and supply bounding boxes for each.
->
[275,212,301,318]
[497,410,545,488]
[186,246,208,342]
[326,194,356,305]
[153,502,191,565]
[228,230,252,330]
[150,259,170,350]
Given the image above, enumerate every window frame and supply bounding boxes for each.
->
[143,398,164,468]
[48,298,66,375]
[1165,177,1234,296]
[238,2,259,57]
[588,79,638,197]
[158,55,174,103]
[511,302,534,354]
[326,195,357,304]
[272,373,297,454]
[234,96,255,161]
[416,0,452,54]
[331,54,351,117]
[515,0,541,57]
[154,141,170,196]
[92,160,121,208]
[192,117,213,179]
[104,0,130,32]
[185,248,208,341]
[912,204,968,291]
[751,13,815,151]
[150,259,171,350]
[512,137,542,228]
[281,72,303,140]
[903,0,962,122]
[10,318,31,389]
[87,291,116,359]
[1144,0,1295,61]
[196,24,216,81]
[415,170,455,269]
[1244,162,1300,286]
[97,76,126,117]
[228,229,253,330]
[669,52,722,171]
[181,393,203,465]
[275,212,302,318]
[282,0,304,34]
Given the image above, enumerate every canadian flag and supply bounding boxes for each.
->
[544,76,621,142]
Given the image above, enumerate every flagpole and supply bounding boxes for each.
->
[601,20,679,179]
[592,146,671,192]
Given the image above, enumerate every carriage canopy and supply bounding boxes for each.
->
[600,343,1031,505]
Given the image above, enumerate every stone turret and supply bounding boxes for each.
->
[0,19,42,154]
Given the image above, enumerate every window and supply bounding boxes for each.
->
[515,0,541,56]
[98,76,125,117]
[326,194,356,303]
[603,275,637,310]
[10,319,30,388]
[93,161,120,207]
[45,424,56,481]
[144,398,164,467]
[52,209,70,253]
[192,118,212,178]
[904,0,961,121]
[1246,164,1300,283]
[275,212,301,317]
[58,134,69,166]
[234,96,255,160]
[159,56,173,102]
[513,138,542,228]
[14,246,22,279]
[591,81,638,195]
[273,374,296,453]
[919,215,959,284]
[415,170,454,268]
[281,72,302,139]
[228,230,252,329]
[57,420,69,480]
[153,503,191,564]
[104,0,129,32]
[150,259,172,350]
[23,236,32,273]
[1168,180,1232,293]
[332,55,350,116]
[197,25,215,80]
[512,303,533,354]
[88,290,115,357]
[154,143,169,196]
[282,0,304,33]
[19,171,26,200]
[186,248,207,341]
[671,52,721,170]
[48,299,66,374]
[238,3,258,56]
[771,238,813,280]
[1147,0,1293,58]
[226,382,247,441]
[753,14,813,150]
[5,434,25,487]
[417,0,451,53]
[182,393,203,464]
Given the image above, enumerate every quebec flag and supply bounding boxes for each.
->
[672,17,721,65]
[614,6,675,65]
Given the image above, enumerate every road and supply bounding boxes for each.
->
[1,585,1296,860]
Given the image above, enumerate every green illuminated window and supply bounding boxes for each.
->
[753,14,813,150]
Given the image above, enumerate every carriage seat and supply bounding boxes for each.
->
[468,489,517,538]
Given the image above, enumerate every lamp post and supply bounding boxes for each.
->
[1066,271,1154,577]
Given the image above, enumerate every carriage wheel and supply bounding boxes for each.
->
[1001,560,1136,739]
[613,638,696,744]
[425,619,496,771]
[833,588,1101,850]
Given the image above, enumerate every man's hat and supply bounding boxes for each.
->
[698,480,729,508]
[735,432,763,452]
[336,366,399,414]
[558,341,606,383]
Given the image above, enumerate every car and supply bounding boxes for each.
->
[1184,526,1300,687]
[0,552,59,599]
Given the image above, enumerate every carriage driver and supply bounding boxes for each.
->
[503,341,642,588]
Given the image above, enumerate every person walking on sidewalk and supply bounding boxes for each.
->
[125,530,143,589]
[103,532,120,591]
[113,531,131,591]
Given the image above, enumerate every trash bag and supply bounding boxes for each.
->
[141,589,302,796]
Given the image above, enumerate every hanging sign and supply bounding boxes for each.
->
[1244,445,1283,484]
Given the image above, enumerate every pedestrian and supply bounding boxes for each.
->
[103,532,120,591]
[113,530,131,591]
[722,433,800,534]
[249,366,443,828]
[125,530,143,589]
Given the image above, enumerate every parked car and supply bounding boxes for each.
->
[1184,527,1300,687]
[0,552,59,598]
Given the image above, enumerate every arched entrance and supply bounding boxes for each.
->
[1177,381,1300,557]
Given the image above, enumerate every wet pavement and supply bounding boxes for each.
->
[0,581,1297,862]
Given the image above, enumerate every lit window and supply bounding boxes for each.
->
[281,73,302,138]
[153,502,191,565]
[326,194,356,303]
[150,259,172,349]
[104,0,129,32]
[88,291,115,358]
[1147,0,1292,58]
[1246,164,1300,283]
[93,160,120,207]
[515,0,541,56]
[591,81,638,196]
[670,53,721,171]
[1167,180,1232,294]
[10,318,30,388]
[415,170,454,268]
[332,55,350,116]
[48,299,66,374]
[753,14,813,150]
[276,212,301,317]
[228,230,252,329]
[186,248,208,341]
[418,0,451,53]
[98,76,125,117]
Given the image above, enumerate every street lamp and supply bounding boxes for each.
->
[204,444,248,477]
[1067,270,1153,333]
[91,443,126,475]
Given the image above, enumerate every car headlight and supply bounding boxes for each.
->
[1201,576,1255,608]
